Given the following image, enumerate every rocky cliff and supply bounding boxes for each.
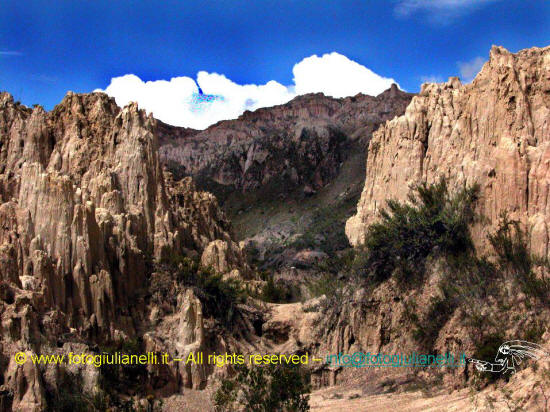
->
[3,44,549,411]
[159,85,413,198]
[347,45,550,257]
[0,92,250,410]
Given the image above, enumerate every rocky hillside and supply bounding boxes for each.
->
[327,43,550,411]
[347,45,550,257]
[0,92,251,410]
[2,44,550,412]
[156,85,413,297]
[159,84,413,200]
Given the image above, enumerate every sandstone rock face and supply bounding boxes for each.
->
[0,92,249,408]
[159,85,413,197]
[347,45,550,257]
[175,289,207,389]
[201,239,249,278]
[7,356,46,412]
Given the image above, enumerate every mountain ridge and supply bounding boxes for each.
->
[158,84,414,199]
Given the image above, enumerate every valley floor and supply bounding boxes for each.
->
[310,387,472,412]
[159,384,520,411]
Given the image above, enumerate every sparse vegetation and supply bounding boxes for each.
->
[488,214,550,304]
[284,198,357,256]
[522,321,545,343]
[356,178,479,285]
[349,179,550,358]
[534,367,550,412]
[45,368,109,412]
[305,273,343,299]
[315,248,355,274]
[244,241,262,266]
[98,338,149,398]
[471,366,550,411]
[153,256,246,326]
[472,333,506,383]
[214,363,311,412]
[258,273,293,303]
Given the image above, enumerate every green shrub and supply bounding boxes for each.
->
[488,215,531,276]
[214,379,238,409]
[306,273,342,299]
[444,253,498,301]
[153,257,245,326]
[259,273,292,303]
[214,363,311,412]
[421,253,501,349]
[98,338,148,398]
[488,215,550,303]
[45,368,109,412]
[244,241,262,265]
[358,178,479,285]
[522,322,545,343]
[286,232,317,251]
[472,333,505,383]
[191,267,245,326]
[315,248,355,274]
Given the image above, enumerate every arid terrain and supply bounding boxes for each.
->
[1,44,550,411]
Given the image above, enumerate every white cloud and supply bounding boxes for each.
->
[293,53,395,97]
[458,56,486,82]
[395,0,501,23]
[99,52,398,129]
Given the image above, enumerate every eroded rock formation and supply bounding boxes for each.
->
[159,85,413,197]
[347,45,550,258]
[0,92,249,410]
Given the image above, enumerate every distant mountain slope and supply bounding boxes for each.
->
[158,84,414,200]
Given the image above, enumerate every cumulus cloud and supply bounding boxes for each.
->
[293,53,395,97]
[101,73,294,129]
[395,0,501,23]
[99,52,398,129]
[458,56,486,82]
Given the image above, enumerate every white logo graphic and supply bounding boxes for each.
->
[468,340,549,374]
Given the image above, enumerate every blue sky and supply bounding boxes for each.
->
[1,0,549,128]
